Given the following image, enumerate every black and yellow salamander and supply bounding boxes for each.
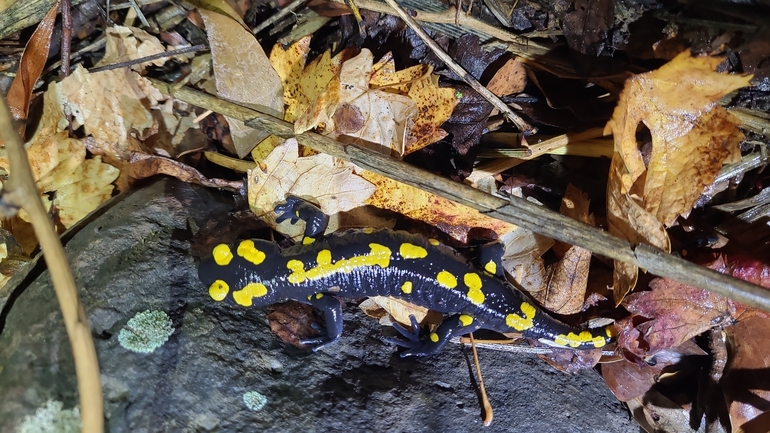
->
[198,197,616,356]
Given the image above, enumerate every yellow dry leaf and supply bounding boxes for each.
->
[360,170,516,243]
[271,36,350,123]
[294,75,340,135]
[370,52,427,94]
[604,51,751,304]
[201,9,283,158]
[5,132,119,229]
[247,138,376,239]
[51,66,161,160]
[404,75,457,155]
[251,135,285,163]
[97,26,167,70]
[54,156,119,228]
[368,52,457,155]
[0,132,58,181]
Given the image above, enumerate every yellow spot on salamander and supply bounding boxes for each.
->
[287,243,392,284]
[484,260,497,275]
[237,240,266,265]
[209,280,229,301]
[459,314,473,326]
[213,244,233,266]
[505,302,536,331]
[315,293,323,299]
[401,281,413,294]
[553,331,608,349]
[400,243,428,259]
[606,325,617,338]
[317,249,332,265]
[362,227,374,234]
[428,238,440,246]
[302,237,316,245]
[463,273,485,305]
[232,282,268,307]
[429,332,440,343]
[436,270,457,289]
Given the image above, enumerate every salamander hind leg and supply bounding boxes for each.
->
[274,196,329,243]
[300,293,344,352]
[386,314,482,357]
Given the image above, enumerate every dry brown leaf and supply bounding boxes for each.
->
[626,389,697,432]
[602,340,706,402]
[542,246,591,314]
[200,9,284,158]
[51,66,161,160]
[2,133,119,229]
[553,183,594,257]
[266,302,319,349]
[54,156,120,227]
[530,184,592,312]
[486,58,527,97]
[5,2,57,124]
[97,26,167,71]
[724,314,770,432]
[619,276,738,360]
[560,183,593,225]
[604,52,751,304]
[129,152,241,191]
[0,132,59,181]
[247,139,376,239]
[498,227,552,296]
[366,296,443,328]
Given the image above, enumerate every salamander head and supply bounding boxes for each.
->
[198,239,281,308]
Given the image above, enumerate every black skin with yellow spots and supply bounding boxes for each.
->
[198,197,616,357]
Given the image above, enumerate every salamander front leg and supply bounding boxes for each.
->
[300,293,344,352]
[387,314,482,357]
[274,196,329,242]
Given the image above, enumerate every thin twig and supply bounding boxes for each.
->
[61,0,72,77]
[332,0,536,48]
[469,333,493,426]
[0,102,103,429]
[381,0,534,133]
[88,44,208,73]
[253,0,307,34]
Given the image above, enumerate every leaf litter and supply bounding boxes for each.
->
[4,2,770,431]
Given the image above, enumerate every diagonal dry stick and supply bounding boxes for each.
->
[149,80,770,313]
[0,101,104,431]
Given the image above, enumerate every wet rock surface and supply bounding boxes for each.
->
[0,178,636,432]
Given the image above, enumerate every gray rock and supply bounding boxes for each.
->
[0,178,636,432]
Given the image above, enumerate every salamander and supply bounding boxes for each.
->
[198,197,616,356]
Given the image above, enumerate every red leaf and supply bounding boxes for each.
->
[6,3,58,124]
